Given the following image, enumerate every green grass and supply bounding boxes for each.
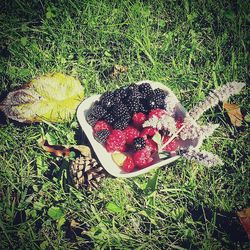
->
[0,0,249,249]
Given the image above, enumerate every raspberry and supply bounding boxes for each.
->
[123,126,140,144]
[148,108,166,119]
[140,127,157,139]
[93,120,112,133]
[133,146,153,169]
[162,136,179,152]
[132,112,147,127]
[105,130,126,152]
[145,139,158,153]
[176,118,184,129]
[122,155,135,172]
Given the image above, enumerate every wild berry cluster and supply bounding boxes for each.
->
[86,83,181,173]
[87,82,166,130]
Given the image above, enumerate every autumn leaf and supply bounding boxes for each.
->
[223,102,243,127]
[237,208,250,239]
[109,65,128,78]
[0,73,84,123]
[39,139,91,157]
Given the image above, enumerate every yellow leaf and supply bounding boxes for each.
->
[0,73,84,123]
[223,102,243,127]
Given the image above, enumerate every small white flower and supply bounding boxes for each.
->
[164,93,178,116]
[189,82,245,120]
[143,114,177,135]
[182,146,223,167]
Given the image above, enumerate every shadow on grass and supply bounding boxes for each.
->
[188,206,248,247]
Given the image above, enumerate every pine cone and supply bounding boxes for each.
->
[69,155,106,191]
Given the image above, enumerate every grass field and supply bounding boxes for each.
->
[0,0,249,249]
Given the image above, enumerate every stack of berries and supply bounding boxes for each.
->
[86,83,182,172]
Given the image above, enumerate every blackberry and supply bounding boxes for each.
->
[138,102,148,113]
[139,82,154,98]
[113,89,122,104]
[103,113,116,125]
[113,115,130,130]
[86,114,99,126]
[125,91,142,113]
[127,83,140,94]
[89,104,107,119]
[154,88,166,99]
[148,94,165,109]
[111,103,129,118]
[126,99,140,114]
[133,137,146,151]
[94,129,110,144]
[118,87,128,100]
[100,91,115,108]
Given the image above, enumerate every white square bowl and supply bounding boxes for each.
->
[77,80,201,178]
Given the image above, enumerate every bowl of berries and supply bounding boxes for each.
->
[77,80,201,177]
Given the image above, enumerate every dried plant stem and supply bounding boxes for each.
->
[160,124,185,150]
[160,81,245,151]
[189,81,245,121]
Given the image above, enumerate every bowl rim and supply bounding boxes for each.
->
[77,80,202,178]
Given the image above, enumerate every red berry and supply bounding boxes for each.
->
[122,155,135,172]
[140,127,157,139]
[148,108,166,119]
[176,118,184,129]
[132,112,147,127]
[133,146,153,169]
[105,130,126,152]
[162,136,179,152]
[146,139,158,153]
[93,120,112,133]
[123,126,140,144]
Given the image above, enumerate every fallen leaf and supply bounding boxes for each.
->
[223,102,243,127]
[39,139,91,157]
[109,65,128,78]
[237,208,250,239]
[0,73,84,123]
[70,219,80,228]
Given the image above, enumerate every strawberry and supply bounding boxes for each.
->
[93,120,112,133]
[132,112,147,127]
[122,155,135,172]
[140,127,157,139]
[123,126,140,144]
[162,136,179,152]
[133,146,153,169]
[148,108,166,119]
[105,130,126,152]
